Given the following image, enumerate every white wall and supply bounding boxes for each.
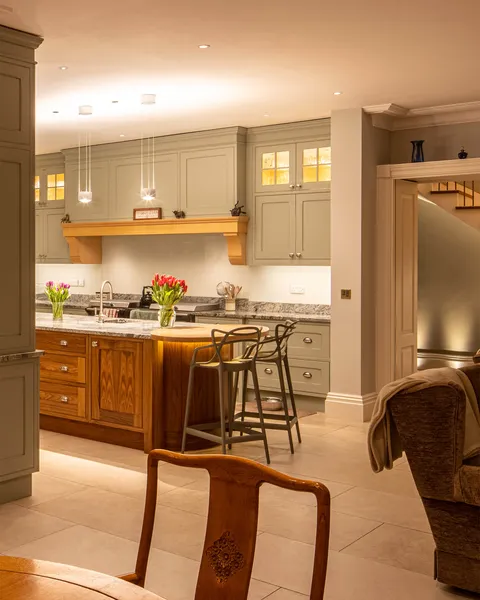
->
[36,235,331,304]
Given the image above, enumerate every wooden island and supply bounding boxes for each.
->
[36,315,268,452]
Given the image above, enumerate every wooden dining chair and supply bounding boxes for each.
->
[119,450,330,600]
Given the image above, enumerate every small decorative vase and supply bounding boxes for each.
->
[51,302,64,321]
[458,146,468,159]
[411,140,425,163]
[225,299,236,312]
[158,305,176,328]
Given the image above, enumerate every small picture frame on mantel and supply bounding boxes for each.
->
[133,207,162,220]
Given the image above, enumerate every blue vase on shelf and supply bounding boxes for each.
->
[411,140,425,163]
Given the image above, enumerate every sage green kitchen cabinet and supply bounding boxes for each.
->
[65,159,110,222]
[180,146,238,216]
[295,192,330,263]
[254,195,296,261]
[254,192,330,265]
[35,208,70,263]
[108,153,179,220]
[255,140,330,194]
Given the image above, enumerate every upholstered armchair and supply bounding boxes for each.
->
[388,365,480,593]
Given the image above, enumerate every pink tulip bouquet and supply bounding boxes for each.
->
[45,281,71,320]
[151,274,188,328]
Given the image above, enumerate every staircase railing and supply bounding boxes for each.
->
[431,181,480,209]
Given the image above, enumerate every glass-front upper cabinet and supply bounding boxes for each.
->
[35,169,65,208]
[255,141,331,193]
[255,144,296,193]
[296,141,331,191]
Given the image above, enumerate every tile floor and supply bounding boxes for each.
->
[2,415,477,599]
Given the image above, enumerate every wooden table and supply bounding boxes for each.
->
[151,323,269,450]
[0,557,165,599]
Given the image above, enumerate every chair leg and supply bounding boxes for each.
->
[239,367,249,436]
[181,364,195,453]
[284,354,301,443]
[218,368,227,455]
[227,371,234,450]
[277,357,295,454]
[251,362,270,465]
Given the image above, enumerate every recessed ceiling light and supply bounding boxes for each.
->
[112,100,119,104]
[58,66,68,71]
[333,91,343,96]
[119,134,125,137]
[198,44,210,49]
[52,110,59,114]
[264,113,270,117]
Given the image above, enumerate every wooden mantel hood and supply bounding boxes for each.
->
[62,216,249,265]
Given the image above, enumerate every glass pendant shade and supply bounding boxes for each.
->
[78,105,93,204]
[141,188,156,201]
[79,190,92,204]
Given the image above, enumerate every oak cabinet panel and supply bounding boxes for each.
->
[254,195,295,261]
[65,160,110,222]
[91,337,143,430]
[0,146,34,353]
[36,331,87,355]
[295,192,330,263]
[40,353,86,385]
[180,147,236,215]
[40,381,86,421]
[109,153,179,220]
[0,61,31,146]
[0,361,38,479]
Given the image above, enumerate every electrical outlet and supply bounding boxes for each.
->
[290,285,305,295]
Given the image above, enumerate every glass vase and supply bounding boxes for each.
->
[158,305,176,328]
[51,301,64,321]
[411,140,425,163]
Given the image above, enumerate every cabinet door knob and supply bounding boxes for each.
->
[296,183,302,188]
[92,341,98,347]
[288,252,294,258]
[264,368,273,375]
[60,340,68,346]
[60,395,69,403]
[289,184,295,189]
[303,372,312,379]
[60,365,69,372]
[295,252,302,258]
[303,337,312,344]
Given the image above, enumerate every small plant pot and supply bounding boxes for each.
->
[261,397,283,411]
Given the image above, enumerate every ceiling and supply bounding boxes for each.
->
[4,0,480,154]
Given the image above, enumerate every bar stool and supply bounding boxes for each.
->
[181,326,271,464]
[234,320,301,454]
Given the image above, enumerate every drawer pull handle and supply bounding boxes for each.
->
[60,340,68,346]
[60,395,69,403]
[92,341,98,347]
[264,368,273,375]
[60,365,69,372]
[303,337,313,344]
[303,372,312,379]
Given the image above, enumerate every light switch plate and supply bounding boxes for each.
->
[290,285,305,295]
[341,289,352,299]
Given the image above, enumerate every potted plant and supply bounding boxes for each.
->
[151,274,188,328]
[45,281,71,321]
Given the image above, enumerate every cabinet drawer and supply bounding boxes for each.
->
[37,331,86,355]
[40,353,86,384]
[40,381,86,420]
[253,360,330,397]
[289,323,330,361]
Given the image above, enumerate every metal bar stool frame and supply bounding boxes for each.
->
[181,326,271,464]
[234,320,301,454]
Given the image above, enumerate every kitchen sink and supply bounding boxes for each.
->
[98,318,129,324]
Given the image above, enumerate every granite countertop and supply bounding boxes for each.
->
[36,313,159,339]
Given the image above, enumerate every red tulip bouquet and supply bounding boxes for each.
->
[45,281,71,320]
[151,274,188,328]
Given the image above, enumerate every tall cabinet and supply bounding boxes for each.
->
[247,121,331,265]
[0,25,43,503]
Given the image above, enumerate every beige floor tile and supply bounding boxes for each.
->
[0,504,74,553]
[332,487,430,533]
[265,590,308,600]
[257,496,380,550]
[247,579,279,599]
[158,479,209,517]
[342,523,436,576]
[252,532,470,599]
[13,472,86,507]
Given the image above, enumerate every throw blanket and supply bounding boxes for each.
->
[368,367,480,473]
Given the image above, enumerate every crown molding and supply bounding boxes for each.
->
[366,100,480,131]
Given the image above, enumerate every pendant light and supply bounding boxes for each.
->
[140,94,156,202]
[78,105,93,204]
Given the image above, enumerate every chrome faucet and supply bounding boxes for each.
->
[97,280,113,323]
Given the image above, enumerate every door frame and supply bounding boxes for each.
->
[376,158,480,390]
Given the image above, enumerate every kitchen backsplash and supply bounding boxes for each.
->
[36,235,331,304]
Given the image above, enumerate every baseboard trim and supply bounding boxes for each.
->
[325,392,377,422]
